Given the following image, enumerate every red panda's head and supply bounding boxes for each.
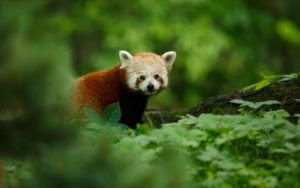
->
[119,50,176,95]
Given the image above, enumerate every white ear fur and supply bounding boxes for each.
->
[162,51,176,71]
[119,50,133,69]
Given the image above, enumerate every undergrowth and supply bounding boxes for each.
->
[4,100,300,188]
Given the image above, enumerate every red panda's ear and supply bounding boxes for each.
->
[119,50,133,69]
[162,51,176,72]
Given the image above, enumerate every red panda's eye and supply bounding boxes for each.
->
[140,75,145,80]
[154,74,159,79]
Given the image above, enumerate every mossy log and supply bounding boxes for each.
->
[144,77,300,128]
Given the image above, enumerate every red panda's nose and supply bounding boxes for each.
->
[147,83,154,92]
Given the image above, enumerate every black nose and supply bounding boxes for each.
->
[147,83,154,92]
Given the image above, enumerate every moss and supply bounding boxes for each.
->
[271,89,282,99]
[212,107,225,115]
[145,78,300,127]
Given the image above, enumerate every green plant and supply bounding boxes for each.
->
[241,73,299,92]
[4,100,300,187]
[84,102,129,130]
[230,99,280,109]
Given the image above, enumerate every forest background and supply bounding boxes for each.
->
[1,0,299,111]
[1,0,300,187]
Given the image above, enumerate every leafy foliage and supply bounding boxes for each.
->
[102,103,122,123]
[4,102,300,187]
[84,107,103,124]
[84,103,129,130]
[241,73,299,92]
[230,99,280,109]
[1,0,300,187]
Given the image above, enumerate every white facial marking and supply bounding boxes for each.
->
[127,71,138,91]
[161,73,168,87]
[121,51,175,95]
[152,79,160,91]
[139,77,161,95]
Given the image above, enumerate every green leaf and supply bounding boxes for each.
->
[259,100,281,106]
[230,99,258,109]
[110,123,130,130]
[103,102,122,123]
[255,74,277,90]
[230,99,280,109]
[216,160,243,170]
[255,79,271,90]
[277,73,298,82]
[84,107,103,124]
[264,109,290,118]
[295,114,300,125]
[285,142,300,152]
[241,83,257,92]
[197,146,219,162]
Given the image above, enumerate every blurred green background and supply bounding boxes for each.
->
[1,1,300,187]
[1,0,300,111]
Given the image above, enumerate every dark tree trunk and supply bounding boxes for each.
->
[144,77,300,128]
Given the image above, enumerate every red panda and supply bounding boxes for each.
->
[73,50,176,128]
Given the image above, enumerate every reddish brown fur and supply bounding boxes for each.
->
[135,77,143,88]
[73,64,126,116]
[72,52,169,118]
[156,76,164,85]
